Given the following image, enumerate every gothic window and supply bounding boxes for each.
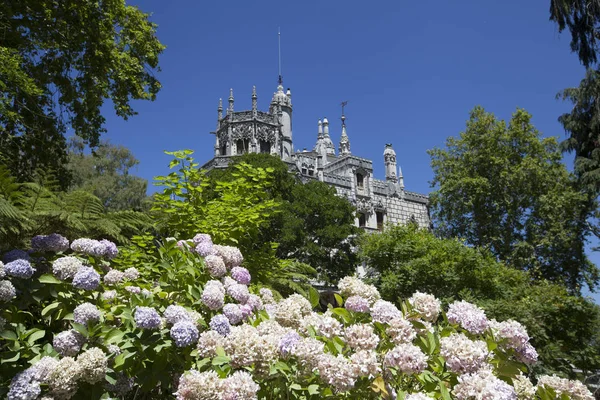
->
[301,167,308,175]
[260,140,271,154]
[376,211,384,231]
[220,143,227,156]
[356,173,364,190]
[308,169,314,176]
[358,212,366,228]
[236,139,249,155]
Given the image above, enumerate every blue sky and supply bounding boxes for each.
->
[98,1,599,300]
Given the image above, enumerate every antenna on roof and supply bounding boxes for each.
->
[278,27,283,85]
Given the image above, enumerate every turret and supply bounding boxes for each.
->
[270,83,293,161]
[322,117,335,156]
[384,144,398,182]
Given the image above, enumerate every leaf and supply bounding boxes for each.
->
[27,330,45,345]
[308,384,320,395]
[1,352,20,363]
[439,382,452,400]
[39,274,62,284]
[41,302,61,317]
[0,331,17,340]
[334,293,344,307]
[308,287,321,308]
[211,355,231,366]
[113,354,125,369]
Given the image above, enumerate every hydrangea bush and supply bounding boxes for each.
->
[0,233,594,399]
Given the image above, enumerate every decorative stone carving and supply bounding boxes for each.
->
[256,124,276,142]
[231,123,253,140]
[353,197,374,214]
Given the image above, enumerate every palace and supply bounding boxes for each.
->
[200,82,430,231]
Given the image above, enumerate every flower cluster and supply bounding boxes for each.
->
[447,300,489,334]
[70,238,118,259]
[4,232,595,400]
[52,256,83,280]
[8,349,108,400]
[31,233,70,253]
[408,291,441,322]
[175,369,259,400]
[134,306,162,329]
[5,259,35,278]
[440,333,489,374]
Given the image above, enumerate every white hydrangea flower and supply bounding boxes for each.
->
[338,276,380,305]
[408,291,441,322]
[344,324,380,350]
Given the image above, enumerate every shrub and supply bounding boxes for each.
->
[0,233,593,399]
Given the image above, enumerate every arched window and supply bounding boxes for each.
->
[358,212,366,228]
[260,140,271,154]
[376,211,384,231]
[236,139,249,155]
[356,173,364,189]
[220,143,227,155]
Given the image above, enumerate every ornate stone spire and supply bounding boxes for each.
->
[318,119,323,137]
[398,166,405,189]
[227,88,234,115]
[339,101,350,156]
[217,98,223,129]
[252,86,257,117]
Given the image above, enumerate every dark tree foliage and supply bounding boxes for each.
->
[359,224,600,377]
[208,154,361,283]
[550,0,600,68]
[0,0,165,186]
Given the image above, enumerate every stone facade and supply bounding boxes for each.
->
[201,83,430,231]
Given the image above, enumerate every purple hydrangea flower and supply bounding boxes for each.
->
[204,255,226,277]
[52,256,83,281]
[5,259,35,279]
[123,267,139,280]
[345,296,370,313]
[0,280,16,302]
[371,300,402,324]
[230,266,251,285]
[31,233,70,253]
[244,294,263,312]
[227,283,250,303]
[125,286,141,294]
[170,321,199,347]
[72,266,100,290]
[164,305,192,325]
[134,306,161,329]
[240,304,253,319]
[213,245,243,268]
[279,331,301,357]
[195,241,214,257]
[209,314,231,336]
[7,369,41,400]
[103,269,125,285]
[447,300,489,334]
[100,239,118,259]
[53,330,85,357]
[516,343,538,365]
[201,281,225,310]
[74,302,101,325]
[71,238,105,257]
[2,249,30,263]
[192,233,212,245]
[223,303,244,325]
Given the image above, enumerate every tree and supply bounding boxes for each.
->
[429,106,597,292]
[550,0,600,68]
[0,164,151,251]
[67,137,148,211]
[207,153,361,283]
[359,223,600,377]
[0,0,165,186]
